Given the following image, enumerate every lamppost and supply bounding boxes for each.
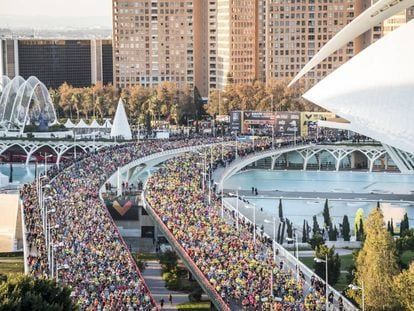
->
[349,281,365,311]
[314,254,329,311]
[235,132,238,158]
[246,203,256,244]
[236,189,241,231]
[264,217,277,262]
[286,232,299,282]
[214,182,224,218]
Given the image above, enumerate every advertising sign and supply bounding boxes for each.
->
[230,111,242,133]
[300,112,336,137]
[216,115,230,123]
[275,112,301,136]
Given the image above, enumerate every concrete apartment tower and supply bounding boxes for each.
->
[113,0,199,92]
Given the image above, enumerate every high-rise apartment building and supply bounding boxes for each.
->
[113,0,208,93]
[382,7,414,36]
[264,0,356,87]
[216,0,259,89]
[113,0,413,94]
[0,39,112,88]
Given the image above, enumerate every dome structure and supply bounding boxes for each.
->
[0,76,57,133]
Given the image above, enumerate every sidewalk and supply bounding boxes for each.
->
[142,260,189,311]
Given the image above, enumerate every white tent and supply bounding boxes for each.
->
[64,119,75,129]
[90,119,102,128]
[75,119,89,128]
[110,99,132,140]
[102,119,112,129]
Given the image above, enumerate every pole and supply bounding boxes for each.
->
[236,190,239,230]
[44,152,47,176]
[209,145,212,205]
[74,132,77,160]
[253,204,256,244]
[362,280,365,311]
[270,267,274,297]
[273,217,276,262]
[296,231,299,282]
[221,187,224,218]
[325,253,329,311]
[235,133,238,158]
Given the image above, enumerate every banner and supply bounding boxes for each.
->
[275,112,301,136]
[230,111,242,133]
[300,112,336,137]
[105,195,139,221]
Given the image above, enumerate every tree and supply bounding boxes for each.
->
[356,218,365,242]
[286,219,293,239]
[393,262,414,311]
[342,215,350,241]
[302,220,308,243]
[159,250,178,271]
[348,208,400,310]
[309,233,325,250]
[328,224,338,241]
[276,222,281,244]
[355,208,364,236]
[278,199,283,221]
[0,274,73,310]
[323,199,331,228]
[312,215,320,235]
[280,221,286,244]
[314,245,341,285]
[400,213,410,237]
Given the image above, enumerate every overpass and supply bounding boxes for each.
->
[0,139,115,165]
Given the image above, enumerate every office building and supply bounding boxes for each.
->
[0,39,113,88]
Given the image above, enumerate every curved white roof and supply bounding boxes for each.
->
[110,99,132,140]
[304,20,414,154]
[289,0,414,86]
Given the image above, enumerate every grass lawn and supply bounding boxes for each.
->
[0,256,24,275]
[134,252,158,261]
[177,301,211,311]
[299,254,354,292]
[401,250,414,266]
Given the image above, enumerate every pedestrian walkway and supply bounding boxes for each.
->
[141,260,189,311]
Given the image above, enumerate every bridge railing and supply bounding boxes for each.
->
[217,142,312,190]
[223,199,358,311]
[142,190,231,311]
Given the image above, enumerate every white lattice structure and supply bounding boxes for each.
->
[0,76,57,133]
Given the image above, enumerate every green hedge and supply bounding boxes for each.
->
[0,252,23,258]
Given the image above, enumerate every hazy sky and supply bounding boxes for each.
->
[2,0,112,17]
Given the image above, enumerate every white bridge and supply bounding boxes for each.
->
[0,139,115,165]
[216,143,407,191]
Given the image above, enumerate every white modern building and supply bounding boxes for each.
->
[291,0,414,173]
[0,75,57,133]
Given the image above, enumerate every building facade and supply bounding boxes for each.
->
[113,0,205,93]
[112,0,414,95]
[0,39,112,88]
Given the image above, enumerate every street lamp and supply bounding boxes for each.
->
[349,281,365,311]
[314,254,329,311]
[286,233,299,282]
[214,182,224,218]
[245,203,256,244]
[264,217,277,262]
